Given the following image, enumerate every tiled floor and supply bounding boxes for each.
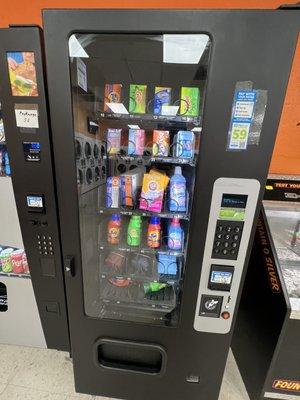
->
[0,344,249,400]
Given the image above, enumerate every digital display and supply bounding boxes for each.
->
[27,195,43,208]
[221,194,248,209]
[211,271,233,285]
[209,265,234,291]
[23,142,40,151]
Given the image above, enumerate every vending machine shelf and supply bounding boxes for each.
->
[99,207,190,221]
[0,271,30,279]
[99,243,184,257]
[98,111,201,127]
[106,154,197,167]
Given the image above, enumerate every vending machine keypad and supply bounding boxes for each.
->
[212,220,244,260]
[37,234,54,256]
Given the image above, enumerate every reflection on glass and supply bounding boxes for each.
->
[69,33,211,326]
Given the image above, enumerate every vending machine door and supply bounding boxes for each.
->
[0,27,70,351]
[43,9,300,400]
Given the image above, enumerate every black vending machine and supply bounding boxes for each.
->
[0,8,299,400]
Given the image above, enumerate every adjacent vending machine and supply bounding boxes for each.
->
[232,176,300,400]
[0,8,299,400]
[0,28,70,351]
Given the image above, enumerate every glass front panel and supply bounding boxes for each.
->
[264,200,300,312]
[69,34,211,326]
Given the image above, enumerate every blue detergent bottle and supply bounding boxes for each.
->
[169,166,186,212]
[168,217,183,250]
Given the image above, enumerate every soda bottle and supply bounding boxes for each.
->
[107,214,121,245]
[147,216,161,248]
[127,215,142,246]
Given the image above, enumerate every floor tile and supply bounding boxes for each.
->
[0,344,38,385]
[0,384,6,395]
[9,349,76,395]
[0,384,67,400]
[219,350,249,400]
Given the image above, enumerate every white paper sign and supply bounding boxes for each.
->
[15,108,39,128]
[77,58,87,92]
[106,103,129,114]
[161,105,179,116]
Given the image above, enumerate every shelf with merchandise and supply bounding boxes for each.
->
[99,206,190,221]
[97,111,201,127]
[99,242,184,257]
[106,153,197,167]
[0,271,30,279]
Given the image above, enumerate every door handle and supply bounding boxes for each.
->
[65,255,75,277]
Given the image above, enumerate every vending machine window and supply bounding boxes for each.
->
[69,33,211,326]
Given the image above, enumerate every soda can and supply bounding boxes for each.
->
[22,252,30,274]
[11,249,25,274]
[0,248,14,273]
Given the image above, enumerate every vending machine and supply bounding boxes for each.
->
[0,8,299,400]
[0,28,70,351]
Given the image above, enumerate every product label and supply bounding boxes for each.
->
[228,89,257,151]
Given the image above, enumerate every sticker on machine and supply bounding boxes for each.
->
[227,81,268,151]
[6,52,38,97]
[15,104,39,128]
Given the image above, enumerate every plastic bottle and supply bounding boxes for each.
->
[107,214,121,245]
[127,215,142,246]
[147,216,161,248]
[168,217,183,250]
[169,166,186,212]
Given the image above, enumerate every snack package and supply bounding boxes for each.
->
[174,131,195,158]
[120,167,144,207]
[152,130,170,157]
[154,87,171,115]
[104,84,122,112]
[106,128,122,154]
[129,84,147,114]
[139,169,170,212]
[106,177,120,208]
[180,87,200,117]
[128,129,145,156]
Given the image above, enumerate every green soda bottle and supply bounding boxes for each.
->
[127,215,142,246]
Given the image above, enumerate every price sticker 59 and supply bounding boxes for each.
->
[229,122,250,150]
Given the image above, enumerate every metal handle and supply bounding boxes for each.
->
[65,255,75,277]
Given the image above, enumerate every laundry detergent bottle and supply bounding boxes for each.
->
[169,166,186,212]
[168,217,183,250]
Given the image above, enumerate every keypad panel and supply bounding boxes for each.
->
[212,220,244,260]
[36,234,54,256]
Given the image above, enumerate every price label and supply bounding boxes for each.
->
[15,107,39,128]
[229,122,250,150]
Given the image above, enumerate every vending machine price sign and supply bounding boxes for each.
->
[228,90,257,150]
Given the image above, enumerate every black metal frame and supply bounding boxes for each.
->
[42,9,300,399]
[0,26,70,351]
